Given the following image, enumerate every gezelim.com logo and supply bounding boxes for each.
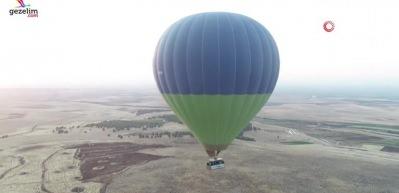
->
[9,0,38,17]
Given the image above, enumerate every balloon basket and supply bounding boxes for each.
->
[206,157,225,170]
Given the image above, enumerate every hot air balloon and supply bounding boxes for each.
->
[153,12,279,168]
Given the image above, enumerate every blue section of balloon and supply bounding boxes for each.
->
[154,12,280,95]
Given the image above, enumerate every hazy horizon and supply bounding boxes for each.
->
[1,84,398,100]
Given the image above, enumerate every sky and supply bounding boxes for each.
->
[0,0,398,89]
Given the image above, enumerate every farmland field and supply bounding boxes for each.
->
[0,88,398,193]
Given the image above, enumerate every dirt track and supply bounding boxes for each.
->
[0,156,25,180]
[41,149,63,193]
[1,124,38,139]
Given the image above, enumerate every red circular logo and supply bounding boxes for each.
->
[323,21,335,32]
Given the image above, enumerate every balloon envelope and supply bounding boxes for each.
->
[153,12,279,156]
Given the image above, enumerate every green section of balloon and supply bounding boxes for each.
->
[163,94,270,150]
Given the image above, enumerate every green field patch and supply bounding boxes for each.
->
[85,119,165,130]
[350,123,399,130]
[349,125,399,135]
[281,141,313,145]
[376,139,399,148]
[136,109,170,116]
[256,117,399,136]
[148,114,183,124]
